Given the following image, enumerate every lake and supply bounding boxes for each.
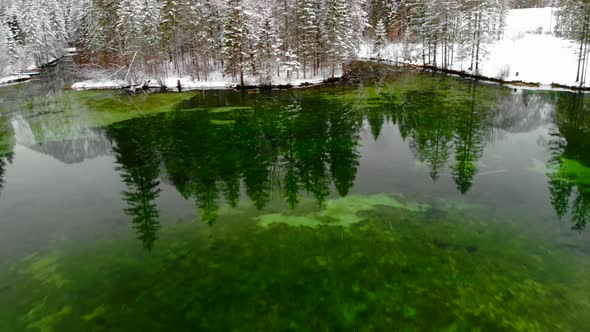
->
[0,60,589,331]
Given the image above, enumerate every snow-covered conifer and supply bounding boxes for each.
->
[373,19,387,57]
[557,0,590,85]
[222,0,250,85]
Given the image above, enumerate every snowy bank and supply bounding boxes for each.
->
[70,80,128,90]
[0,74,33,85]
[71,72,339,91]
[71,77,233,91]
[0,48,76,87]
[361,7,587,90]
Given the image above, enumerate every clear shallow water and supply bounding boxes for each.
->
[0,61,589,330]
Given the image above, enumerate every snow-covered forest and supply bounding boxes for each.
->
[0,0,367,85]
[0,0,589,87]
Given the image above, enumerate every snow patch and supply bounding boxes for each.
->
[71,80,127,90]
[0,74,32,85]
[362,7,589,89]
[504,7,557,38]
[71,69,341,91]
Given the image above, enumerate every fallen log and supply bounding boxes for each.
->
[123,80,151,94]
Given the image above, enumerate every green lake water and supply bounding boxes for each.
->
[0,61,589,331]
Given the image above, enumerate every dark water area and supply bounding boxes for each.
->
[0,61,589,330]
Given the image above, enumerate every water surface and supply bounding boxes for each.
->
[0,61,589,331]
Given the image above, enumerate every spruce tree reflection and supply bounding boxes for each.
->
[572,195,590,231]
[388,82,490,193]
[329,105,362,197]
[367,109,385,141]
[549,176,574,219]
[0,114,15,196]
[108,121,162,250]
[294,103,331,207]
[235,108,274,211]
[105,91,366,246]
[162,111,226,226]
[280,102,303,208]
[451,83,488,194]
[547,92,590,230]
[397,90,454,182]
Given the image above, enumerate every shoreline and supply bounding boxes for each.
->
[5,56,589,94]
[70,59,590,94]
[0,48,77,87]
[363,57,590,94]
[67,75,345,92]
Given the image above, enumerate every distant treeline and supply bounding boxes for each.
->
[0,0,585,84]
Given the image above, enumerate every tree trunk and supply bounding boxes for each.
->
[475,11,482,74]
[576,24,586,82]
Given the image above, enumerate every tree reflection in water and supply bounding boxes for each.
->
[548,92,590,231]
[0,114,15,196]
[103,81,590,248]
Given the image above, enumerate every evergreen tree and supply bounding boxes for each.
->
[557,0,590,86]
[78,0,117,59]
[373,19,387,57]
[0,14,17,70]
[297,0,321,78]
[255,9,282,84]
[222,0,250,86]
[116,0,161,60]
[323,0,357,77]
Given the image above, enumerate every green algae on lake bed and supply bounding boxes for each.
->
[1,197,589,332]
[553,158,590,193]
[3,61,590,331]
[257,194,430,228]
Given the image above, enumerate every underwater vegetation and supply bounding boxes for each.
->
[2,62,590,331]
[257,194,430,228]
[548,158,590,231]
[547,91,590,230]
[100,76,513,248]
[552,158,590,193]
[0,196,589,332]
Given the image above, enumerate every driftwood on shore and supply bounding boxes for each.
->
[231,83,293,91]
[123,80,151,93]
[229,76,344,91]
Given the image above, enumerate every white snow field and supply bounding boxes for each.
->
[361,7,586,89]
[479,7,580,86]
[70,76,236,91]
[70,73,334,91]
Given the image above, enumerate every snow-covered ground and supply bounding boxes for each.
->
[71,71,339,91]
[361,7,585,88]
[479,7,579,86]
[0,74,34,85]
[0,47,79,87]
[0,55,63,86]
